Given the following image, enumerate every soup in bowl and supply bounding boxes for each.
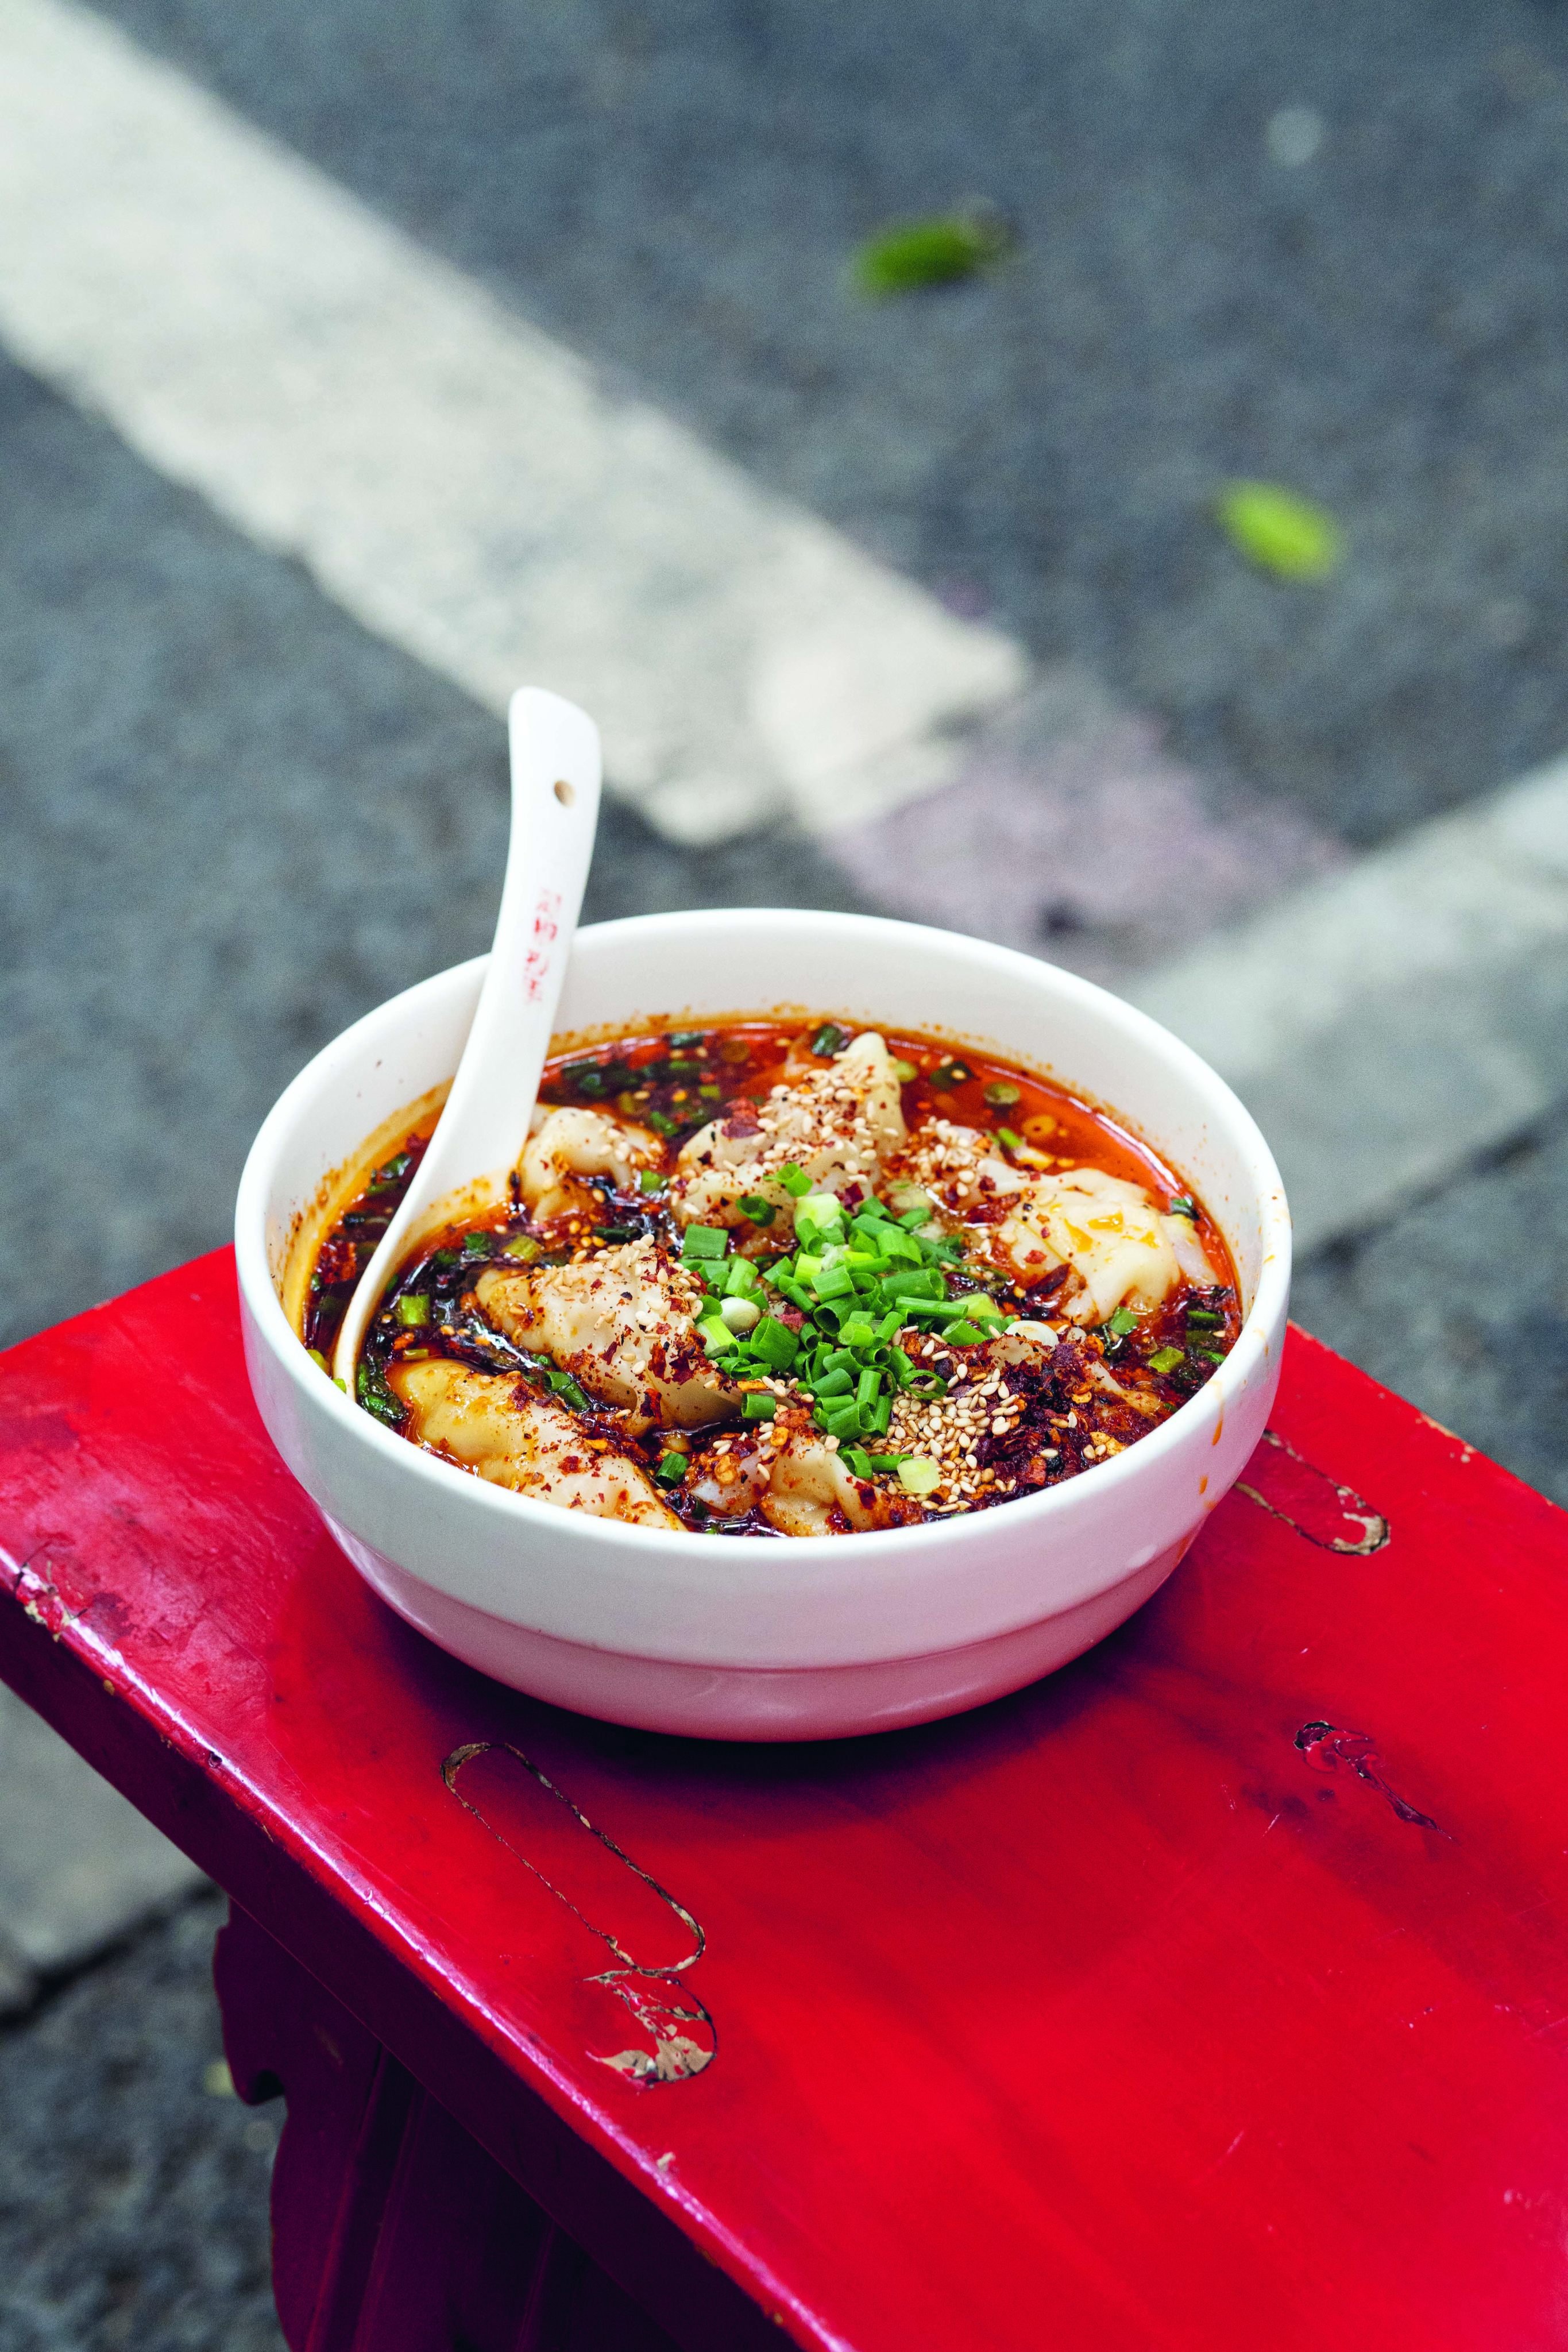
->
[236,910,1290,1739]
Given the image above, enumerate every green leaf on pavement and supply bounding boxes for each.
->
[852,212,1011,297]
[1216,481,1342,580]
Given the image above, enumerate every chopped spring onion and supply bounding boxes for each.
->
[890,1059,918,1083]
[366,1151,411,1194]
[307,1346,330,1372]
[882,1268,945,1301]
[1148,1346,1185,1374]
[748,1317,800,1370]
[462,1231,492,1256]
[654,1451,689,1485]
[736,1194,777,1225]
[930,1060,972,1090]
[503,1233,542,1259]
[637,1168,667,1195]
[720,1295,762,1334]
[741,1392,778,1420]
[681,1224,731,1261]
[777,1163,812,1198]
[546,1369,590,1412]
[945,1321,987,1346]
[995,1127,1025,1154]
[795,1192,847,1244]
[810,1022,849,1057]
[1184,1306,1222,1326]
[666,1029,706,1046]
[394,1294,431,1327]
[699,1084,723,1099]
[1167,1195,1198,1219]
[646,1110,677,1137]
[356,1360,403,1427]
[898,1457,941,1496]
[983,1080,1021,1107]
[698,1315,737,1357]
[1102,1307,1140,1338]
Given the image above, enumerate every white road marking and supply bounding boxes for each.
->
[2,0,1566,1262]
[0,0,1025,845]
[1131,756,1568,1252]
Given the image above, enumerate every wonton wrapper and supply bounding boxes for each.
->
[475,1241,738,1432]
[519,1105,662,1222]
[669,1032,906,1235]
[388,1358,681,1527]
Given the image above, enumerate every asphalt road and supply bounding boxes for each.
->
[91,0,1568,844]
[0,1893,283,2352]
[2,3,1567,2342]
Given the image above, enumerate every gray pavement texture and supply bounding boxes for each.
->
[0,345,860,1354]
[1293,1107,1568,1513]
[92,0,1568,848]
[0,1890,284,2352]
[3,2,1568,2339]
[0,1684,204,1998]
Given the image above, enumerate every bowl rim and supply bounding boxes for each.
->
[235,907,1291,1565]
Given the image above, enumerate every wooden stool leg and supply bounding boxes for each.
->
[213,1903,678,2352]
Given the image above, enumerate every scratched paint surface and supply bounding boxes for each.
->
[1,1255,1567,2352]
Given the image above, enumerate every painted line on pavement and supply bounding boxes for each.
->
[1130,755,1568,1254]
[0,0,1342,955]
[0,0,1026,845]
[3,0,1566,1259]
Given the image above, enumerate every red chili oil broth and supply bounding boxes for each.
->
[304,1017,1242,1518]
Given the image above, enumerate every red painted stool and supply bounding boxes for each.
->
[2,1250,1566,2351]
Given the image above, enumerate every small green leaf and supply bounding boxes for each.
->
[1216,481,1342,581]
[852,212,1010,298]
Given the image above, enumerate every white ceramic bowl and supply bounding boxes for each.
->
[236,912,1289,1740]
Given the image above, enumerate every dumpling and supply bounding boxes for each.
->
[891,1121,1208,1322]
[474,1241,739,1431]
[387,1358,681,1527]
[519,1105,662,1222]
[688,1407,919,1538]
[669,1030,906,1235]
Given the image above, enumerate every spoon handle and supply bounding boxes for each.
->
[333,689,601,1385]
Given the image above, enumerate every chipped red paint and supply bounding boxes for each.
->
[2,1254,1568,2351]
[1237,1426,1390,1552]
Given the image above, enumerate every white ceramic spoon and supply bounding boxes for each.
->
[333,687,601,1391]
